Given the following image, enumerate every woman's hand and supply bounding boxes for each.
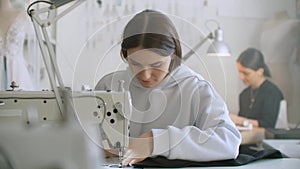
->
[229,113,259,127]
[229,113,244,126]
[122,131,153,166]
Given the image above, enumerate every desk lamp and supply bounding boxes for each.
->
[26,2,130,166]
[183,20,231,61]
[27,0,87,113]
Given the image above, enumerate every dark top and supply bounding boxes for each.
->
[238,80,284,128]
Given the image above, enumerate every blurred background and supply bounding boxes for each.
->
[11,0,300,126]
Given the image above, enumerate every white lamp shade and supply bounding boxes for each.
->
[207,41,231,57]
[207,28,231,57]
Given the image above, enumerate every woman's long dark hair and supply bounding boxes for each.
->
[237,48,271,77]
[121,9,182,72]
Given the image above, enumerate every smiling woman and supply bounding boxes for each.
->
[95,9,241,167]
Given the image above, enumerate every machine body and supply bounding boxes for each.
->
[0,89,132,169]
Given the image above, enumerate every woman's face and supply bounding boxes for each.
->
[237,62,263,87]
[127,47,172,88]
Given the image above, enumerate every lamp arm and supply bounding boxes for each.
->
[53,0,86,22]
[183,32,213,61]
[27,0,87,117]
[29,9,65,117]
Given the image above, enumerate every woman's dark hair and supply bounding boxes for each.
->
[237,48,271,77]
[121,9,182,72]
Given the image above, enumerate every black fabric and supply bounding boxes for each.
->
[133,145,282,168]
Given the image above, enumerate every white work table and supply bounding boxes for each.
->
[102,138,300,169]
[101,157,300,169]
[263,139,300,158]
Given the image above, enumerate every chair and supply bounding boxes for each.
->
[275,100,289,129]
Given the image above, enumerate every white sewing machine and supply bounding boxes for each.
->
[0,87,131,169]
[0,1,132,168]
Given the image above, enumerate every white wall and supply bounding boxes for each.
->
[53,0,300,125]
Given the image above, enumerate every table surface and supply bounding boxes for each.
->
[263,139,300,158]
[100,129,300,169]
[100,158,300,169]
[240,127,265,145]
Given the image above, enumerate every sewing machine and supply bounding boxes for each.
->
[0,87,131,169]
[0,0,132,168]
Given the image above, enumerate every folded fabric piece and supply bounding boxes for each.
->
[133,147,282,168]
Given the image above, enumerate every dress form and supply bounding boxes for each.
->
[0,0,35,90]
[0,1,20,38]
[260,10,300,124]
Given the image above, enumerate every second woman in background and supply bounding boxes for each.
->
[230,48,284,128]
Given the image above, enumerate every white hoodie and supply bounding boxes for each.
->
[95,65,241,162]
